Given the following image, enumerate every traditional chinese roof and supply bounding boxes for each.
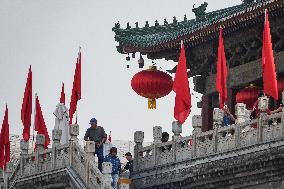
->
[113,0,284,56]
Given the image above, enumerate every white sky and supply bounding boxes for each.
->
[0,0,242,142]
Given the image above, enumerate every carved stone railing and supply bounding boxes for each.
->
[134,124,193,171]
[134,92,284,172]
[8,124,113,189]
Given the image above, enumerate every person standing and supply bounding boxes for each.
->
[104,147,121,189]
[84,117,107,172]
[223,105,235,127]
[122,152,133,176]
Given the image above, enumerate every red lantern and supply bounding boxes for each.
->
[236,87,259,109]
[131,66,173,109]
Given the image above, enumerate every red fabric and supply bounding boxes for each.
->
[131,68,173,99]
[60,82,65,104]
[0,105,10,170]
[188,139,192,146]
[34,96,50,149]
[262,10,278,100]
[21,65,32,141]
[216,28,228,109]
[173,41,191,124]
[69,51,82,124]
[236,88,259,109]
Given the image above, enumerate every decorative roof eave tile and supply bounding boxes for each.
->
[113,0,284,54]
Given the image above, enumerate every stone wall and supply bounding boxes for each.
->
[132,93,284,189]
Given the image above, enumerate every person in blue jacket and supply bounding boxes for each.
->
[104,147,121,189]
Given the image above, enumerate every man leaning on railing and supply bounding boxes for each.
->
[84,117,107,172]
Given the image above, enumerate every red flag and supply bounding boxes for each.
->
[262,9,278,100]
[21,65,32,141]
[173,41,191,124]
[108,131,112,142]
[216,27,228,109]
[60,82,65,104]
[69,49,82,124]
[0,105,10,170]
[34,96,50,149]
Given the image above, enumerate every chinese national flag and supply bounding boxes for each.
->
[216,27,228,109]
[173,41,191,124]
[69,50,82,124]
[60,82,65,104]
[21,65,32,141]
[262,9,278,100]
[34,96,50,149]
[0,105,10,170]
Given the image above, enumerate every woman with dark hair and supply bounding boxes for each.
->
[161,132,172,152]
[104,147,121,189]
[161,132,169,142]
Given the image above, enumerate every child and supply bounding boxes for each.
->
[104,147,121,189]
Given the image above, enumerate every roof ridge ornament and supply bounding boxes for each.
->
[155,20,159,26]
[126,22,131,29]
[184,15,187,22]
[173,16,178,25]
[192,2,208,21]
[114,21,120,29]
[164,19,168,25]
[145,21,149,28]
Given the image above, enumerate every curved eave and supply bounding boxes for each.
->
[113,0,284,54]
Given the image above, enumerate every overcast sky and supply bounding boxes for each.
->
[0,0,242,142]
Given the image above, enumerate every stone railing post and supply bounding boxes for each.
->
[69,124,79,166]
[153,126,162,166]
[213,108,223,129]
[20,139,29,176]
[51,129,62,168]
[102,162,112,187]
[235,103,247,148]
[172,121,182,162]
[4,162,13,189]
[153,126,162,144]
[52,129,62,148]
[257,96,269,143]
[36,134,45,172]
[235,103,247,124]
[84,141,96,188]
[213,109,223,152]
[192,115,202,157]
[133,131,144,172]
[69,124,79,143]
[172,121,182,141]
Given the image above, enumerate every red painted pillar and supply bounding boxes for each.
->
[227,88,236,115]
[201,95,213,132]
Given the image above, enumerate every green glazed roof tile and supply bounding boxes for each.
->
[113,0,282,51]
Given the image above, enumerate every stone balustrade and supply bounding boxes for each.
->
[7,124,113,189]
[134,93,284,173]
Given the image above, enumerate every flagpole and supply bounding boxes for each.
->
[32,93,37,150]
[75,110,78,124]
[75,46,81,125]
[2,169,5,188]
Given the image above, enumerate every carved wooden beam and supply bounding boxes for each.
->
[204,51,284,94]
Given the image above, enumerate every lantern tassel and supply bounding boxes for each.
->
[148,98,156,109]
